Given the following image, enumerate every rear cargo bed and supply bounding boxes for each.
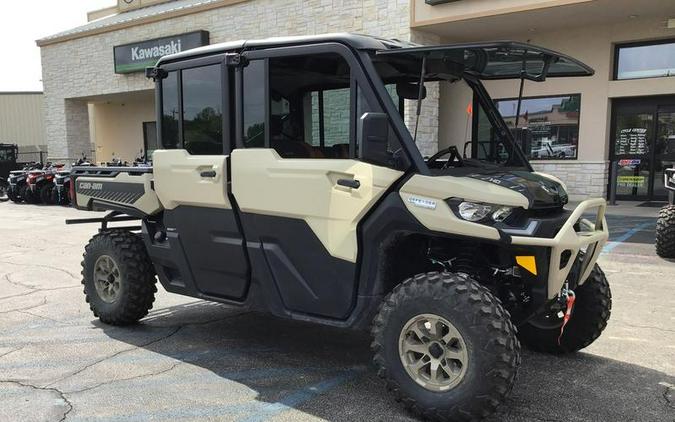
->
[71,166,162,216]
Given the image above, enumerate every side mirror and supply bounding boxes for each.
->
[358,112,390,165]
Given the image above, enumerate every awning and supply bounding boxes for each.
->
[377,41,594,81]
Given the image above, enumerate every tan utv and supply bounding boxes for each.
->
[69,34,611,421]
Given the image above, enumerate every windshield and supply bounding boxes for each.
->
[370,52,530,173]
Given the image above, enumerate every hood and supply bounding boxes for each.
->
[465,170,568,209]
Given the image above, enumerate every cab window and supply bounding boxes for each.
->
[268,53,352,159]
[182,64,223,155]
[159,63,225,154]
[161,71,179,149]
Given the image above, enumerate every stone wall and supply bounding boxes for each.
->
[40,0,441,159]
[532,161,608,200]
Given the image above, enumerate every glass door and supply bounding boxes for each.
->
[611,105,653,200]
[610,97,675,201]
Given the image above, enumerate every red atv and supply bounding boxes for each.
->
[25,163,63,204]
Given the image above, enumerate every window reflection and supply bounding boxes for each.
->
[495,95,580,160]
[182,64,223,155]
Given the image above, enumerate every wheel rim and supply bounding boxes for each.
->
[398,313,469,392]
[93,255,122,303]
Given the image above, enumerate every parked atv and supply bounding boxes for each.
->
[68,35,611,422]
[7,162,42,203]
[25,163,63,204]
[52,156,92,206]
[656,168,675,258]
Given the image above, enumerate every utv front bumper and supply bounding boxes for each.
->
[509,199,608,299]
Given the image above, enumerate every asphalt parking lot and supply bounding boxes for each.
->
[0,202,673,422]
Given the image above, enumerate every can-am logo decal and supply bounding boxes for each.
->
[78,182,103,191]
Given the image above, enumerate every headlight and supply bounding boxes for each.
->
[457,201,514,223]
[458,202,493,222]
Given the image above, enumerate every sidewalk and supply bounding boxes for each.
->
[569,200,661,218]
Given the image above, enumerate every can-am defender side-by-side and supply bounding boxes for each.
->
[68,35,611,422]
[656,168,675,258]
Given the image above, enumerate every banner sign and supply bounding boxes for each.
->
[114,31,209,74]
[617,175,645,188]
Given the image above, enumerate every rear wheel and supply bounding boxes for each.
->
[518,263,611,354]
[82,229,157,325]
[39,184,54,205]
[23,186,39,204]
[656,205,675,259]
[8,188,19,202]
[371,272,520,422]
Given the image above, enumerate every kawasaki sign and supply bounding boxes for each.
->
[113,31,209,74]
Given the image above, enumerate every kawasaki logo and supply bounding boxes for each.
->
[131,40,182,61]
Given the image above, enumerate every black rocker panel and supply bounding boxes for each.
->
[240,213,357,319]
[164,206,249,300]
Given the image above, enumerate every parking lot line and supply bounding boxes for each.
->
[602,222,653,254]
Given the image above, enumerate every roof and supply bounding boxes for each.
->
[156,33,414,65]
[37,0,242,46]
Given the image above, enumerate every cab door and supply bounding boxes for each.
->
[230,45,405,319]
[152,56,250,301]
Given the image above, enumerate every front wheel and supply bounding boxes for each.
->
[656,205,675,258]
[518,263,611,354]
[371,272,520,422]
[81,229,157,325]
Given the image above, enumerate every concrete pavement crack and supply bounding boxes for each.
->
[616,321,675,334]
[43,325,183,389]
[0,380,73,422]
[0,285,79,301]
[65,361,182,395]
[0,297,47,315]
[0,346,24,359]
[0,261,80,280]
[41,311,250,390]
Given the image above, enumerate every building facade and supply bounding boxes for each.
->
[38,0,675,200]
[0,92,46,159]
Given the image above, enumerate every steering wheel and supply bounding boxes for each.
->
[426,146,463,169]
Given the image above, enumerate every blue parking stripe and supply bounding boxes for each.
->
[602,221,653,254]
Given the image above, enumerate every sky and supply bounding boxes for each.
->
[0,0,115,92]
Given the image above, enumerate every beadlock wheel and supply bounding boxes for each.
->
[93,255,122,303]
[398,313,468,392]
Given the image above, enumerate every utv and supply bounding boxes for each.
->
[69,34,611,421]
[656,168,675,258]
[0,144,19,201]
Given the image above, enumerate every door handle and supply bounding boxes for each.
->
[200,170,217,178]
[337,178,360,189]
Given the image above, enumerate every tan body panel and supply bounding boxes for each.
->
[400,174,529,240]
[75,172,162,215]
[231,149,403,262]
[153,150,231,210]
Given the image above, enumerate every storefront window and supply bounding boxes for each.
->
[615,40,675,80]
[494,94,581,160]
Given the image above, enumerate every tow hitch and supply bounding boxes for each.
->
[557,283,576,345]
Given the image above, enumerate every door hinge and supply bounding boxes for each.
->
[225,53,249,67]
